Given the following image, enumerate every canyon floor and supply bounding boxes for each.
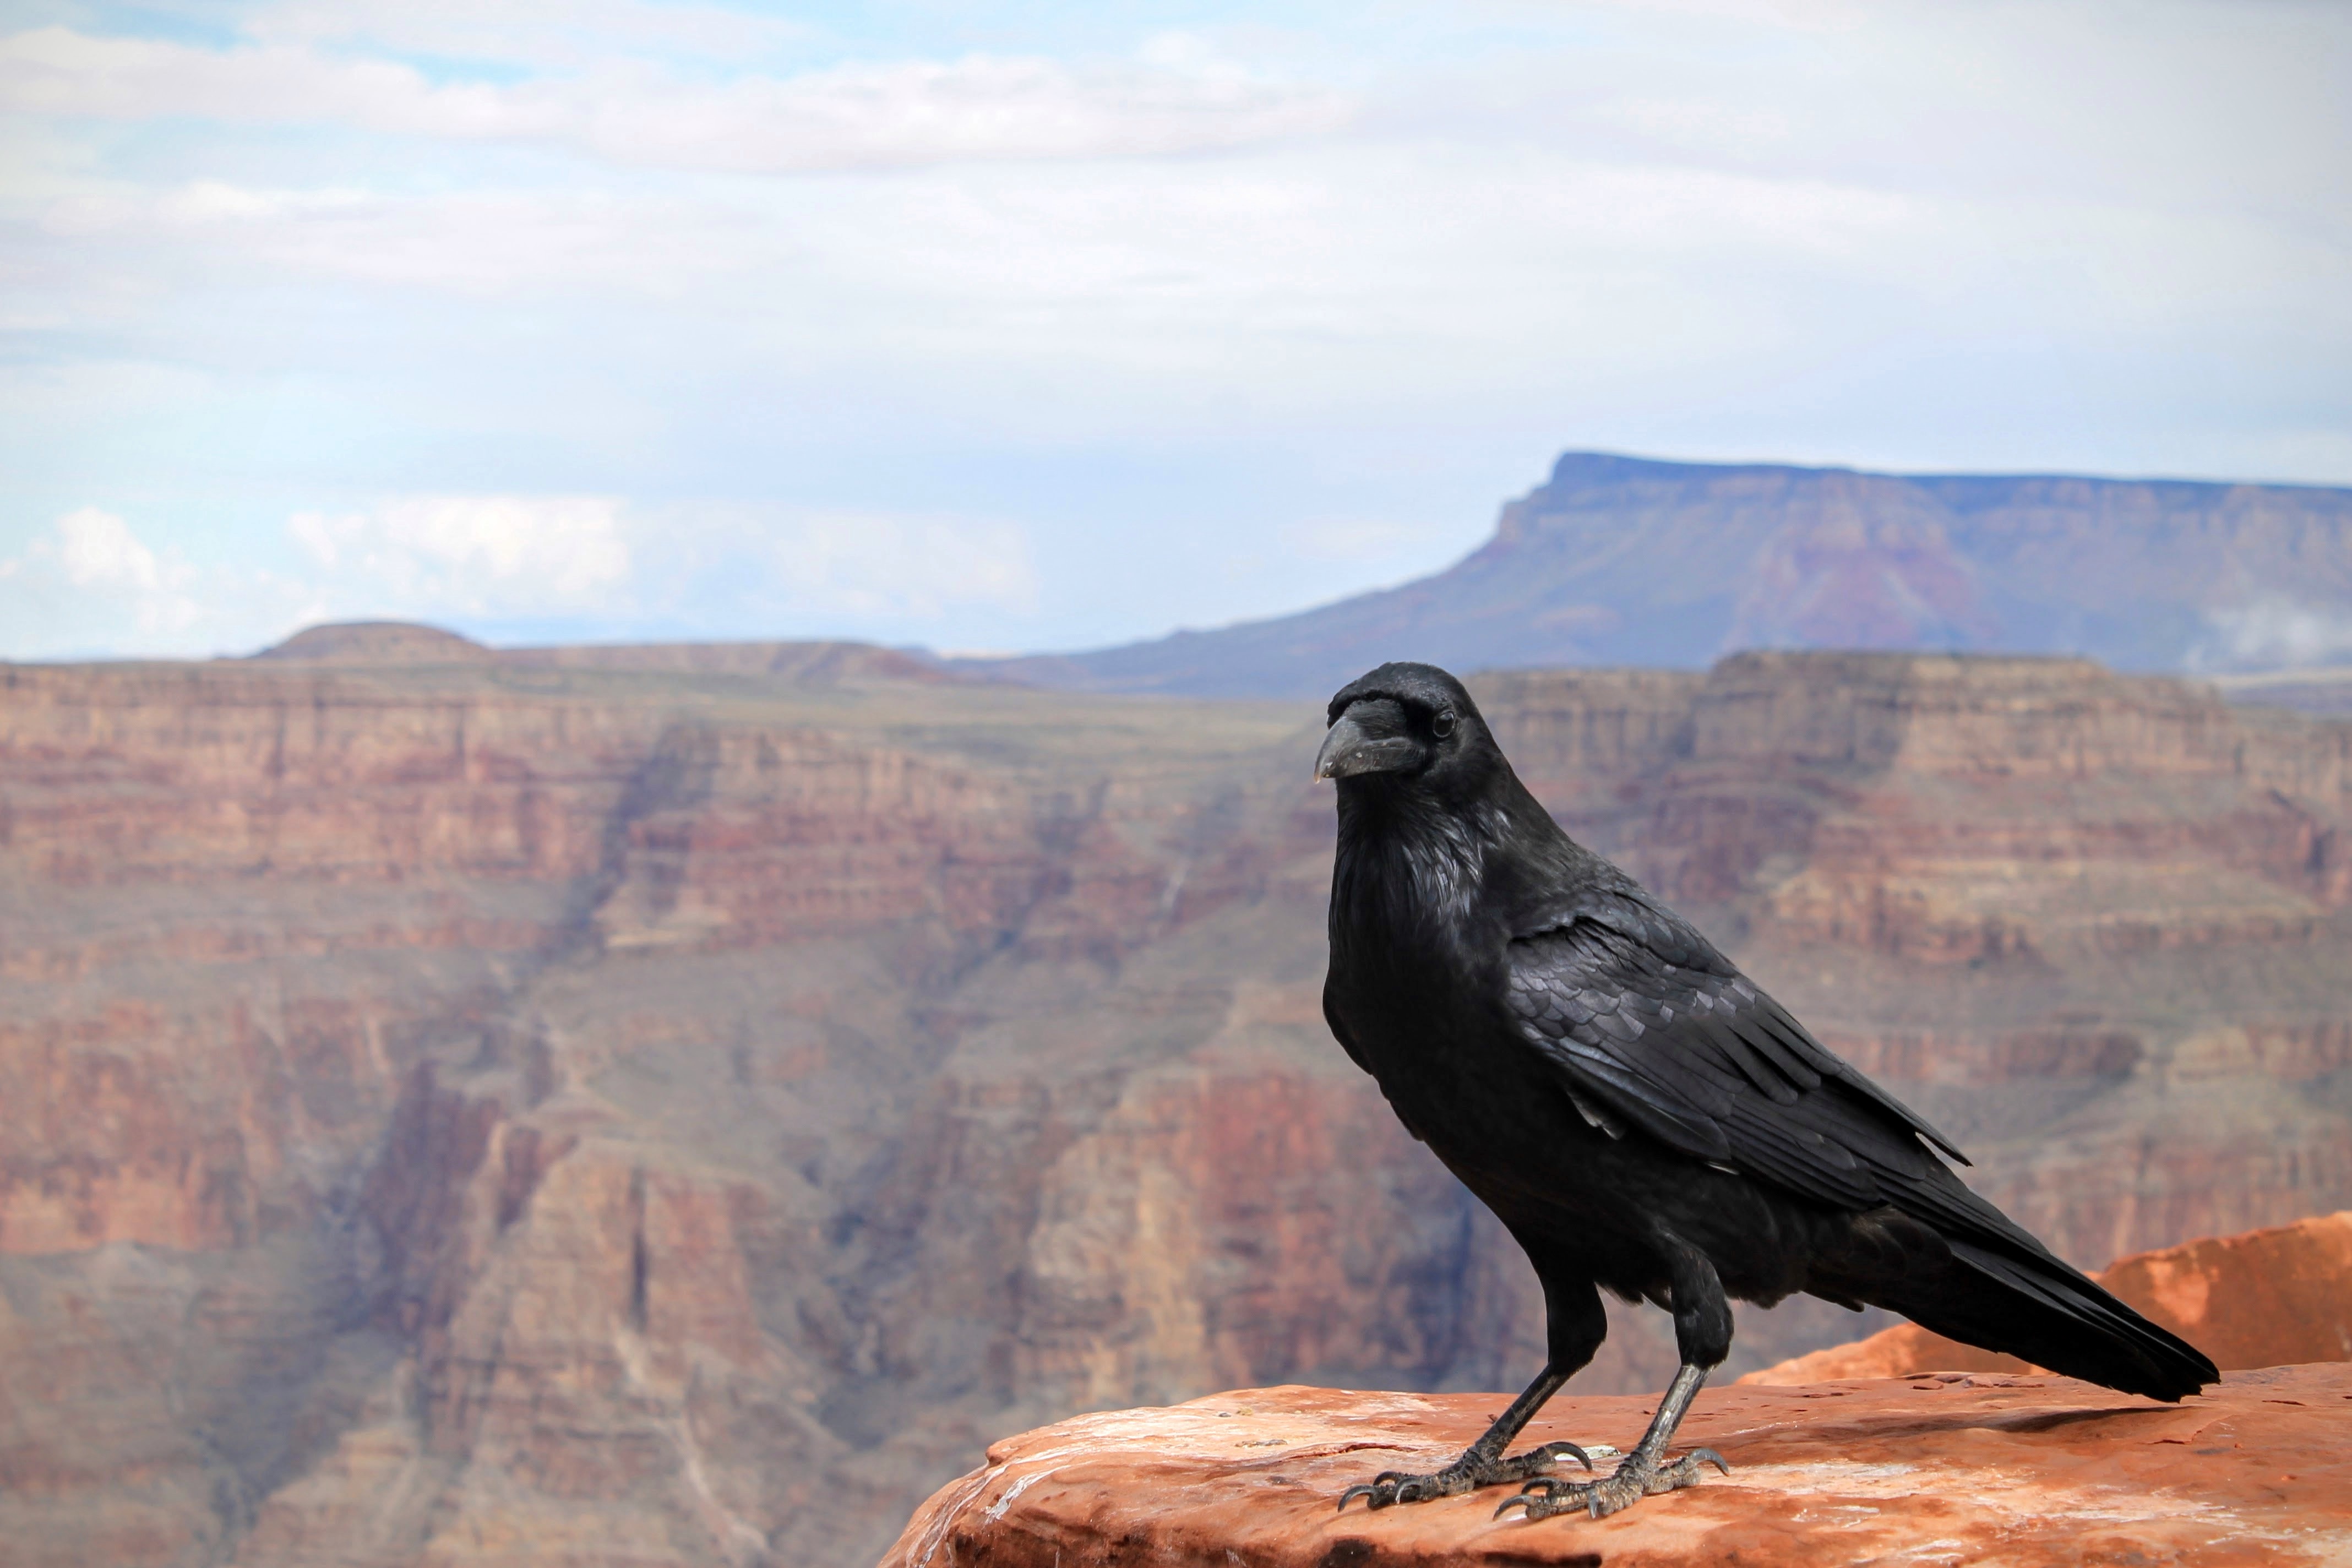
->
[3,636,2349,1567]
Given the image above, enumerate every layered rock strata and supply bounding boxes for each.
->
[1,644,2349,1567]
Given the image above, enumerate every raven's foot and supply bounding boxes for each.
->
[1336,1440,1591,1512]
[1493,1447,1728,1521]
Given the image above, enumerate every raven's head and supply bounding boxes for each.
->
[1315,661,1494,798]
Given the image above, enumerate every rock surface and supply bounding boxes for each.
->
[881,1364,2352,1568]
[3,645,2351,1567]
[1745,1211,2352,1386]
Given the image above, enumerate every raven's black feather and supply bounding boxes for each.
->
[1320,660,2216,1419]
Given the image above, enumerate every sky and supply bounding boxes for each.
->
[2,0,2348,660]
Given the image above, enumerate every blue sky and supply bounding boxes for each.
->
[3,0,2347,659]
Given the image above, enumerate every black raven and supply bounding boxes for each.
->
[1316,662,2217,1522]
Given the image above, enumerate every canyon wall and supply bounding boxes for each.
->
[1,646,2348,1567]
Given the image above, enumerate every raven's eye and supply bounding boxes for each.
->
[1431,709,1456,738]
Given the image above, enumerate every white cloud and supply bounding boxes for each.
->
[279,497,1028,627]
[287,498,1037,637]
[0,509,221,656]
[2193,598,2352,672]
[769,509,1037,620]
[1,497,637,661]
[0,25,1351,173]
[600,51,1348,173]
[0,496,1038,661]
[4,2,2349,660]
[3,28,439,129]
[55,506,164,591]
[1577,0,1864,23]
[38,179,747,300]
[289,496,631,613]
[246,0,810,68]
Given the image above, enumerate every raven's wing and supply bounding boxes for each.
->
[1506,882,1973,1218]
[1509,880,2220,1399]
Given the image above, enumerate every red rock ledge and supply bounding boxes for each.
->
[880,1365,2352,1567]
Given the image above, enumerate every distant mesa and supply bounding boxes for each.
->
[499,639,963,684]
[254,620,493,663]
[2217,663,2352,719]
[242,452,2352,701]
[955,451,2352,699]
[251,619,964,684]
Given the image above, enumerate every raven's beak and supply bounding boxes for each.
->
[1315,699,1424,780]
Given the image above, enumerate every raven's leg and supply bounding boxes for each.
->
[1336,1275,1605,1512]
[1494,1362,1732,1521]
[1495,1239,1733,1522]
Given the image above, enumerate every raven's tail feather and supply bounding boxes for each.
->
[1883,1238,2217,1402]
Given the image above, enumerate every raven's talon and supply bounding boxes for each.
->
[1334,1470,1417,1512]
[1598,1450,1724,1516]
[1632,1448,1729,1498]
[1496,1449,1728,1521]
[1528,1440,1594,1474]
[1493,1477,1586,1520]
[1335,1440,1594,1512]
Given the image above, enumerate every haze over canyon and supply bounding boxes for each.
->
[4,629,2349,1568]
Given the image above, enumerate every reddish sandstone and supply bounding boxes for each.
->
[883,1365,2352,1568]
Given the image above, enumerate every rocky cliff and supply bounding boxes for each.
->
[965,452,2352,696]
[880,1364,2352,1567]
[896,1206,2352,1568]
[2,644,2349,1568]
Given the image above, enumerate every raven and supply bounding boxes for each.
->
[1316,662,2217,1522]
